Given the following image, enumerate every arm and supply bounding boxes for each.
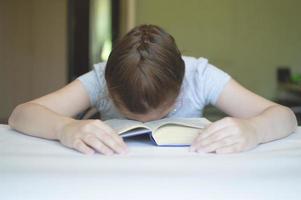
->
[9,80,127,155]
[191,79,298,153]
[9,80,89,140]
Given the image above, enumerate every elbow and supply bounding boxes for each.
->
[281,105,298,132]
[8,103,28,128]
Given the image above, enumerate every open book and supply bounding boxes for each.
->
[105,118,211,146]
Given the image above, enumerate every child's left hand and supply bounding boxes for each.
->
[190,117,261,154]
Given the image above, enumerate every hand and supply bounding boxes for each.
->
[58,119,128,155]
[190,117,260,154]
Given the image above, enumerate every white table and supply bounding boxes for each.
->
[1,124,301,200]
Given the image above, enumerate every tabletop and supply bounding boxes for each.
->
[1,124,301,200]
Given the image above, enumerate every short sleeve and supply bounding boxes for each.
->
[77,62,106,107]
[194,58,231,106]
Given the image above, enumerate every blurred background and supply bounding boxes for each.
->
[0,0,300,123]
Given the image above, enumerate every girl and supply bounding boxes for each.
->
[9,25,297,155]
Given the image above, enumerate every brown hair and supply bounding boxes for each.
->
[105,24,184,114]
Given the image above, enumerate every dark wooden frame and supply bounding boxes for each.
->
[67,0,120,82]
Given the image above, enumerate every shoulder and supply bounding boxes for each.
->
[181,55,231,106]
[182,55,208,67]
[92,62,107,83]
[182,55,212,79]
[182,55,208,68]
[182,55,216,82]
[77,62,107,86]
[76,61,108,107]
[182,55,230,80]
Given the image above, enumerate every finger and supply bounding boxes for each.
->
[83,135,114,156]
[93,121,128,149]
[215,144,241,154]
[196,127,234,147]
[88,125,128,154]
[73,139,95,155]
[190,126,234,152]
[98,133,128,154]
[200,117,235,138]
[192,118,231,145]
[105,131,128,150]
[197,136,239,153]
[112,133,128,149]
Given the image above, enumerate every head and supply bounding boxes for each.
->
[105,24,184,122]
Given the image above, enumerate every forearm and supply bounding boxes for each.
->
[8,103,75,140]
[249,105,298,144]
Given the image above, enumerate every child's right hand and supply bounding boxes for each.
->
[58,119,128,155]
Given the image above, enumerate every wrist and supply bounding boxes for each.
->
[54,117,76,141]
[248,116,266,144]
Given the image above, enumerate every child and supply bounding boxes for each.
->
[9,25,297,155]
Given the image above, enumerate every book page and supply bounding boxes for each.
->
[105,119,149,135]
[153,125,203,146]
[145,117,211,131]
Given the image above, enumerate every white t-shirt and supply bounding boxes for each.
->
[77,56,231,120]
